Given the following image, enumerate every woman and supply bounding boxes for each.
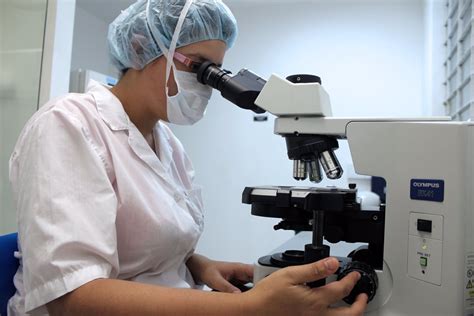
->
[8,0,368,315]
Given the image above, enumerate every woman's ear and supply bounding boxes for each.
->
[142,57,179,97]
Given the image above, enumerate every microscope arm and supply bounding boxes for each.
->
[274,116,452,138]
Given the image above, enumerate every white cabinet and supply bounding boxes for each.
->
[0,0,76,234]
[0,0,48,234]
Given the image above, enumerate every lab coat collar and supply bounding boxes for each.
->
[128,122,174,175]
[154,122,173,171]
[88,80,130,131]
[87,80,174,175]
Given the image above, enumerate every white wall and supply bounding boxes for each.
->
[70,6,118,79]
[171,0,427,263]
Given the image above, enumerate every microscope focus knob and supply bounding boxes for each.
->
[337,261,378,304]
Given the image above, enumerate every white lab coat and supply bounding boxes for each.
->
[7,81,204,315]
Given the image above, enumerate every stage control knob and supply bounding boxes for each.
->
[337,261,378,304]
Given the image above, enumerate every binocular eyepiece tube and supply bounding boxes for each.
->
[196,61,266,114]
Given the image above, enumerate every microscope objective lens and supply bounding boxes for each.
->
[293,160,307,181]
[308,159,323,183]
[320,150,343,179]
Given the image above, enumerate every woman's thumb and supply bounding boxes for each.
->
[282,257,339,285]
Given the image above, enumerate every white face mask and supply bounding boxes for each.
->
[167,70,213,125]
[146,0,212,126]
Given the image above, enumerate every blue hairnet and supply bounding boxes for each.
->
[108,0,238,71]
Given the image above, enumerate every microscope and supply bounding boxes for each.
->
[196,61,474,315]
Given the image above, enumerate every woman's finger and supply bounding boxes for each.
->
[281,257,340,285]
[209,274,242,293]
[325,294,368,316]
[316,271,361,305]
[233,263,254,282]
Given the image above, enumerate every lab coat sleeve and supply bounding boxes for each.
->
[9,105,119,313]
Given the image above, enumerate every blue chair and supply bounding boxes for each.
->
[0,233,19,316]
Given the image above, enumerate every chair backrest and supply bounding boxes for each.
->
[0,233,19,316]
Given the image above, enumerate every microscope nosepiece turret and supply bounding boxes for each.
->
[286,135,343,183]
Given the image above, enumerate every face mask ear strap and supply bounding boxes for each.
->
[146,0,194,96]
[165,0,194,94]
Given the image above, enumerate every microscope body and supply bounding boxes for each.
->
[343,120,473,315]
[195,61,473,315]
[248,74,474,315]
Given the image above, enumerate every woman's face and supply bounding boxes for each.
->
[167,39,227,96]
[139,40,227,123]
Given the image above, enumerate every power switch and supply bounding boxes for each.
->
[420,257,428,267]
[417,219,432,233]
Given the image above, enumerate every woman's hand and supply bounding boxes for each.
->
[243,257,368,316]
[187,254,368,315]
[186,254,254,293]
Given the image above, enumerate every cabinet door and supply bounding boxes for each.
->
[0,0,48,234]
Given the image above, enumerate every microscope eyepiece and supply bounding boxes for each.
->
[196,61,266,114]
[196,61,232,90]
